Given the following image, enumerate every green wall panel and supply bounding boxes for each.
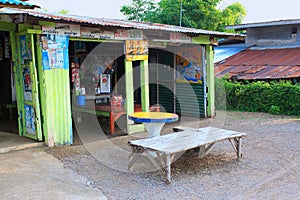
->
[43,70,72,146]
[158,83,174,113]
[176,82,205,117]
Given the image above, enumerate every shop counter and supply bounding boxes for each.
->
[73,102,160,135]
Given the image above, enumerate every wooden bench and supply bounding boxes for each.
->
[128,126,246,183]
[0,103,17,120]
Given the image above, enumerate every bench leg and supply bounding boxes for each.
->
[128,148,175,183]
[148,153,174,183]
[229,137,243,158]
[128,146,145,170]
[198,143,216,158]
[166,154,171,183]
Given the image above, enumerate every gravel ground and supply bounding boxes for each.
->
[47,111,300,200]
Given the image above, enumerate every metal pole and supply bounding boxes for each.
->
[180,1,182,27]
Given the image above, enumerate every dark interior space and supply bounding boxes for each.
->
[0,31,18,134]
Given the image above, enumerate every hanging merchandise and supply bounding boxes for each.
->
[0,39,3,61]
[4,37,10,58]
[100,74,110,93]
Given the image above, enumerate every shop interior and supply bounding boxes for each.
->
[0,31,18,134]
[68,40,179,135]
[68,40,182,106]
[68,40,204,135]
[69,41,125,104]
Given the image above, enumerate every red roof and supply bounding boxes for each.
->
[215,48,300,80]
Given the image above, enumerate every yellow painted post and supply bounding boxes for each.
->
[125,61,134,115]
[125,60,144,134]
[140,60,149,112]
[206,45,215,117]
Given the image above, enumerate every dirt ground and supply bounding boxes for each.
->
[47,111,300,200]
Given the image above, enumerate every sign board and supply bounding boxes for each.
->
[42,23,80,37]
[170,33,192,43]
[42,24,144,41]
[81,27,114,39]
[115,29,143,40]
[125,40,148,61]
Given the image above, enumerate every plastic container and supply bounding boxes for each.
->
[77,95,86,106]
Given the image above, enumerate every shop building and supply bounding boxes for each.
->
[0,8,240,146]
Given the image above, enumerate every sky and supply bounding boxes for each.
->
[29,0,300,24]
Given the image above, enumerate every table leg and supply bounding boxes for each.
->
[110,112,126,135]
[145,122,165,138]
[109,112,115,135]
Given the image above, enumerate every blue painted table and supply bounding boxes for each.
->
[128,112,178,137]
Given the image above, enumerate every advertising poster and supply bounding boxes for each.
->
[175,46,203,84]
[125,40,148,61]
[24,104,36,135]
[41,35,69,70]
[23,68,32,101]
[20,35,32,64]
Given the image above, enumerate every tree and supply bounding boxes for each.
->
[120,0,158,22]
[120,0,246,32]
[58,9,69,15]
[218,2,246,32]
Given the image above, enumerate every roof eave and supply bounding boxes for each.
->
[0,7,242,38]
[226,19,300,30]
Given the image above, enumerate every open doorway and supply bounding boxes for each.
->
[68,40,127,137]
[0,31,18,134]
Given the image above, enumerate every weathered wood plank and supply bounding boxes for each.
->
[128,126,246,183]
[128,127,246,155]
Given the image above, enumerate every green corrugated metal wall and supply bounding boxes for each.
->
[38,35,72,146]
[176,82,205,117]
[149,48,205,117]
[42,70,72,145]
[158,84,174,113]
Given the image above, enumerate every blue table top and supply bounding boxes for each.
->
[128,112,178,123]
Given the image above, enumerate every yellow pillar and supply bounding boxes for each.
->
[206,45,215,117]
[140,60,149,112]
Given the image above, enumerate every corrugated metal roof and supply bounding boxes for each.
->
[227,18,300,30]
[214,44,249,63]
[215,48,300,80]
[0,7,242,37]
[0,0,39,9]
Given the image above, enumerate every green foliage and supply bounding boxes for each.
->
[218,2,246,32]
[120,0,158,22]
[120,0,246,32]
[215,79,300,116]
[269,105,280,115]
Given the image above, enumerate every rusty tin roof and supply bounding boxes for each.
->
[215,48,300,80]
[0,7,242,37]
